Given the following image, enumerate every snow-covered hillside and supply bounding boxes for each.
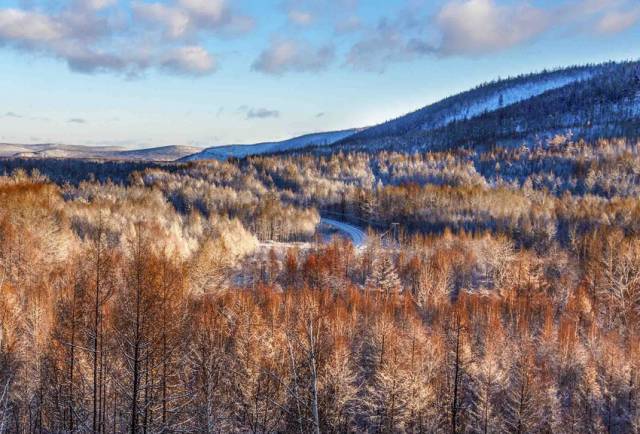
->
[344,64,609,145]
[0,144,201,161]
[431,71,595,129]
[0,144,33,157]
[183,129,358,161]
[322,61,640,153]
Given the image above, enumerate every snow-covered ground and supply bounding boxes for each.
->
[320,218,367,248]
[256,240,312,252]
[431,71,596,129]
[251,218,366,256]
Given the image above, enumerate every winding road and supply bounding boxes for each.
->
[320,218,367,248]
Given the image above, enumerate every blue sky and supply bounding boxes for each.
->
[0,0,639,148]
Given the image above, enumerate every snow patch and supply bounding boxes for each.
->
[320,218,367,248]
[430,72,595,129]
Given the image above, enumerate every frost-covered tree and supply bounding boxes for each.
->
[367,255,401,295]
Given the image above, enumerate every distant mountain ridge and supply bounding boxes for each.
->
[348,65,598,141]
[319,61,640,153]
[188,61,639,161]
[3,60,638,162]
[182,129,359,161]
[0,144,201,161]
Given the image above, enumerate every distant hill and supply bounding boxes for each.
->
[5,61,638,162]
[310,61,640,154]
[182,129,359,161]
[0,144,34,156]
[115,146,202,161]
[0,144,201,161]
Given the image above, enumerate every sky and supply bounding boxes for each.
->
[0,0,639,148]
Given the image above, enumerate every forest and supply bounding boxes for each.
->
[1,137,640,433]
[329,61,640,154]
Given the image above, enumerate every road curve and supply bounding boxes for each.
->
[320,218,367,248]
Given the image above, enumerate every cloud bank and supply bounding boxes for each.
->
[0,0,252,76]
[436,0,551,56]
[252,39,335,75]
[0,0,638,77]
[345,0,640,72]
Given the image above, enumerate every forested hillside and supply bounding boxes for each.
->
[2,137,640,432]
[184,129,359,161]
[313,61,640,154]
[4,62,637,163]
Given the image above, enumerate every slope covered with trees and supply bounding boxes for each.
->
[184,129,359,161]
[313,61,640,154]
[2,135,640,431]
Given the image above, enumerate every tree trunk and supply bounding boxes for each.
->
[307,320,321,434]
[93,239,101,434]
[451,315,461,434]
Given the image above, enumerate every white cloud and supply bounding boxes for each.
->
[161,46,216,75]
[252,39,334,75]
[595,7,640,33]
[60,46,132,73]
[346,0,640,71]
[282,0,358,31]
[133,0,254,38]
[133,3,191,38]
[1,0,637,78]
[345,18,432,71]
[436,0,550,56]
[288,10,314,26]
[0,0,243,76]
[178,0,227,25]
[76,0,118,11]
[0,9,65,43]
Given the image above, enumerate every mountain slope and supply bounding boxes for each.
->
[1,144,201,161]
[115,145,201,161]
[320,61,640,153]
[183,129,359,161]
[0,144,33,157]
